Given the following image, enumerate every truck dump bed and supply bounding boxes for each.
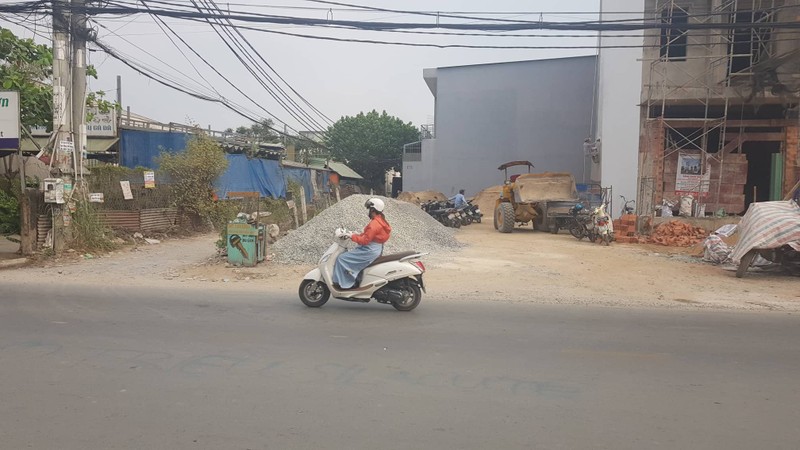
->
[513,172,578,203]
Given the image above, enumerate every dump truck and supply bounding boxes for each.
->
[494,161,579,233]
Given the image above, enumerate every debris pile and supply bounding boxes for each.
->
[272,194,462,264]
[396,190,447,205]
[646,220,707,247]
[472,186,503,220]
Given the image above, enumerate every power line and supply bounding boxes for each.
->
[202,0,333,127]
[139,2,321,138]
[138,0,222,97]
[8,2,800,32]
[167,17,800,51]
[88,35,328,147]
[188,0,330,133]
[91,19,220,96]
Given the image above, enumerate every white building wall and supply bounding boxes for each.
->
[597,0,646,216]
[403,139,435,192]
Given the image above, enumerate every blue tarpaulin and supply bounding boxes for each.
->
[120,129,189,169]
[121,132,318,201]
[215,154,287,199]
[283,167,314,203]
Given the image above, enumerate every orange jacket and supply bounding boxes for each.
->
[352,215,391,245]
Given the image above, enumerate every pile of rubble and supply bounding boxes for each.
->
[396,190,447,205]
[646,220,708,247]
[272,194,463,264]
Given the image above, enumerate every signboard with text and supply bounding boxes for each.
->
[0,91,20,150]
[676,153,710,197]
[86,107,117,137]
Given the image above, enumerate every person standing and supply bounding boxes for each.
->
[450,189,468,209]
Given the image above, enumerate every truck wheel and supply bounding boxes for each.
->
[495,202,515,233]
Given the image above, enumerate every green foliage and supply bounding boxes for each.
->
[0,189,20,235]
[209,201,240,247]
[0,28,118,129]
[157,135,229,228]
[324,110,418,190]
[0,28,53,129]
[226,119,279,144]
[71,199,117,251]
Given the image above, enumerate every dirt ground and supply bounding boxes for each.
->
[3,223,799,311]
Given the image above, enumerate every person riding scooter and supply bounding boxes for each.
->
[333,198,392,289]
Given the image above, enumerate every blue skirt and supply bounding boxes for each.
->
[333,242,383,289]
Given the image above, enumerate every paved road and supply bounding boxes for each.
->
[1,282,799,449]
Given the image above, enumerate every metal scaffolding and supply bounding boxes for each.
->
[640,0,794,215]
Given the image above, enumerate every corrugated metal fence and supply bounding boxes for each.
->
[96,208,179,233]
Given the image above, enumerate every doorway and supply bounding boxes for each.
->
[742,141,781,206]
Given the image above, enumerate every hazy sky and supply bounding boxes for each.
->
[3,0,600,133]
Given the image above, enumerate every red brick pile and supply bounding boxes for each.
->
[613,214,639,244]
[646,220,707,247]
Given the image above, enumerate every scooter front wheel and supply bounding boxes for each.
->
[299,280,330,307]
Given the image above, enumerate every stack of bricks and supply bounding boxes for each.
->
[613,214,638,244]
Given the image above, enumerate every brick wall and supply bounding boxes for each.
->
[786,126,799,197]
[661,151,748,214]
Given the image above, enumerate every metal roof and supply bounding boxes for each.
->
[307,157,363,179]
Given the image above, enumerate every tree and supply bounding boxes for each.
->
[225,119,279,144]
[0,27,115,131]
[324,110,418,190]
[0,28,53,129]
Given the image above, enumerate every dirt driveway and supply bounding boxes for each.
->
[3,224,799,311]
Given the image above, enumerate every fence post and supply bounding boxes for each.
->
[300,187,308,224]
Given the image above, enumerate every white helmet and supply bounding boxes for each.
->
[365,198,385,213]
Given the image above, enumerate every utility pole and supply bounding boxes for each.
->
[71,0,87,179]
[116,75,122,107]
[52,0,72,254]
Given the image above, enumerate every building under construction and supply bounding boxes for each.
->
[639,0,800,215]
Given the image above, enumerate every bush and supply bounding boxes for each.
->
[0,189,20,235]
[157,135,229,230]
[71,198,117,251]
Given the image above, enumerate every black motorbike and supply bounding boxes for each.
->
[567,203,599,242]
[422,201,462,228]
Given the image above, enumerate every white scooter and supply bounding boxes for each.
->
[592,203,614,246]
[298,229,427,311]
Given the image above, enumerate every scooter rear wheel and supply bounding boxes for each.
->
[392,283,422,312]
[299,280,330,307]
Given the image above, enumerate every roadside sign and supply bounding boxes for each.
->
[0,91,20,150]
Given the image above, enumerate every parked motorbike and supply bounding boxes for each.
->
[568,202,613,245]
[619,195,636,216]
[298,229,427,311]
[567,203,595,241]
[421,201,462,228]
[736,245,800,278]
[592,203,614,246]
[463,201,483,224]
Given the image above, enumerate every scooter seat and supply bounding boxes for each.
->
[367,251,418,267]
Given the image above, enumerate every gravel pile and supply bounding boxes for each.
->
[272,194,462,264]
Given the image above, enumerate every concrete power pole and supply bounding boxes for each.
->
[71,0,87,179]
[51,0,72,254]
